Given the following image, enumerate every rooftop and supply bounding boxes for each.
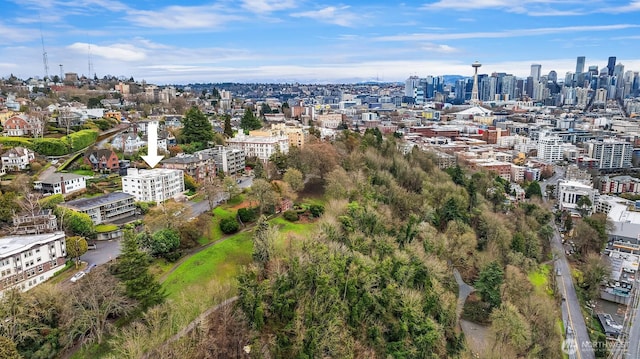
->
[37,172,86,184]
[61,192,135,210]
[0,232,65,257]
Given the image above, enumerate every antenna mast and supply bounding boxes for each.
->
[40,26,49,80]
[88,42,93,79]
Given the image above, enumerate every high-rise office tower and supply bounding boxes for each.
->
[614,63,625,78]
[548,70,557,83]
[607,56,616,76]
[530,64,542,82]
[575,56,585,74]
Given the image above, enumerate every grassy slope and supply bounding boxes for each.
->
[528,264,553,296]
[162,231,252,300]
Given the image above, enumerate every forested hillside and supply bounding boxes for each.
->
[230,132,562,358]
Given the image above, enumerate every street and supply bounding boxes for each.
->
[79,239,122,267]
[542,166,594,359]
[553,227,595,359]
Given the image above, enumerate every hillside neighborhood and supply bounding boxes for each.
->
[1,73,640,358]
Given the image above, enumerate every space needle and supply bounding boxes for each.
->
[471,61,481,106]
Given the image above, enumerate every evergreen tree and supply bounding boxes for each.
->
[111,230,165,310]
[240,108,262,131]
[181,107,214,145]
[223,114,233,138]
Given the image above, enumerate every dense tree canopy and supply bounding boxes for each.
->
[181,107,214,146]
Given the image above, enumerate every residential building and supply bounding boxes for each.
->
[557,179,598,215]
[586,139,632,169]
[600,175,640,195]
[227,132,289,162]
[1,146,35,171]
[161,153,216,182]
[34,173,86,195]
[537,132,564,163]
[2,114,35,137]
[121,168,185,203]
[11,210,58,235]
[250,123,306,148]
[111,133,145,153]
[0,232,67,296]
[83,148,120,172]
[60,192,136,225]
[316,113,343,128]
[200,146,245,176]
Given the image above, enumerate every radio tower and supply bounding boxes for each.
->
[88,42,94,80]
[471,61,482,106]
[40,29,49,81]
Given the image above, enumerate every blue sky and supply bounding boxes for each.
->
[1,0,640,84]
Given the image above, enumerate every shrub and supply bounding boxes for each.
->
[283,210,299,222]
[238,207,258,223]
[309,204,325,218]
[220,217,239,234]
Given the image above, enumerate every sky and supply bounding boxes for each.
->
[1,0,640,84]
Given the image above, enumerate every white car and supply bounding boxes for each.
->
[70,271,86,283]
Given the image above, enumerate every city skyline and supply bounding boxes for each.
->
[1,0,640,84]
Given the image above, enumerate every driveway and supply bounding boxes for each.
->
[79,239,122,267]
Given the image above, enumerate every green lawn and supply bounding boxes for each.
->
[72,169,95,176]
[95,224,118,233]
[528,264,552,296]
[162,231,252,300]
[271,216,317,236]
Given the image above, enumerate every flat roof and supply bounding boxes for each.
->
[62,191,135,210]
[0,232,65,258]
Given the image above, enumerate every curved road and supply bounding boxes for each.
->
[552,224,595,359]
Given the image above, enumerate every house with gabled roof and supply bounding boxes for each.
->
[0,146,35,171]
[83,148,119,171]
[3,114,34,137]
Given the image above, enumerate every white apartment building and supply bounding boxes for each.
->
[0,231,67,296]
[227,132,289,162]
[537,132,564,163]
[586,139,632,169]
[121,168,185,203]
[557,179,598,215]
[34,173,87,195]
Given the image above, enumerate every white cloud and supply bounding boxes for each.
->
[421,43,458,53]
[422,0,593,16]
[290,6,359,27]
[603,0,640,13]
[241,0,297,13]
[375,24,640,41]
[67,42,146,61]
[126,5,242,29]
[0,23,40,44]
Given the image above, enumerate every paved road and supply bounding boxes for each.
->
[79,239,122,267]
[552,225,595,359]
[542,166,594,358]
[625,283,640,359]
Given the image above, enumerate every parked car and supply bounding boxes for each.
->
[87,243,97,250]
[70,271,86,283]
[85,264,97,273]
